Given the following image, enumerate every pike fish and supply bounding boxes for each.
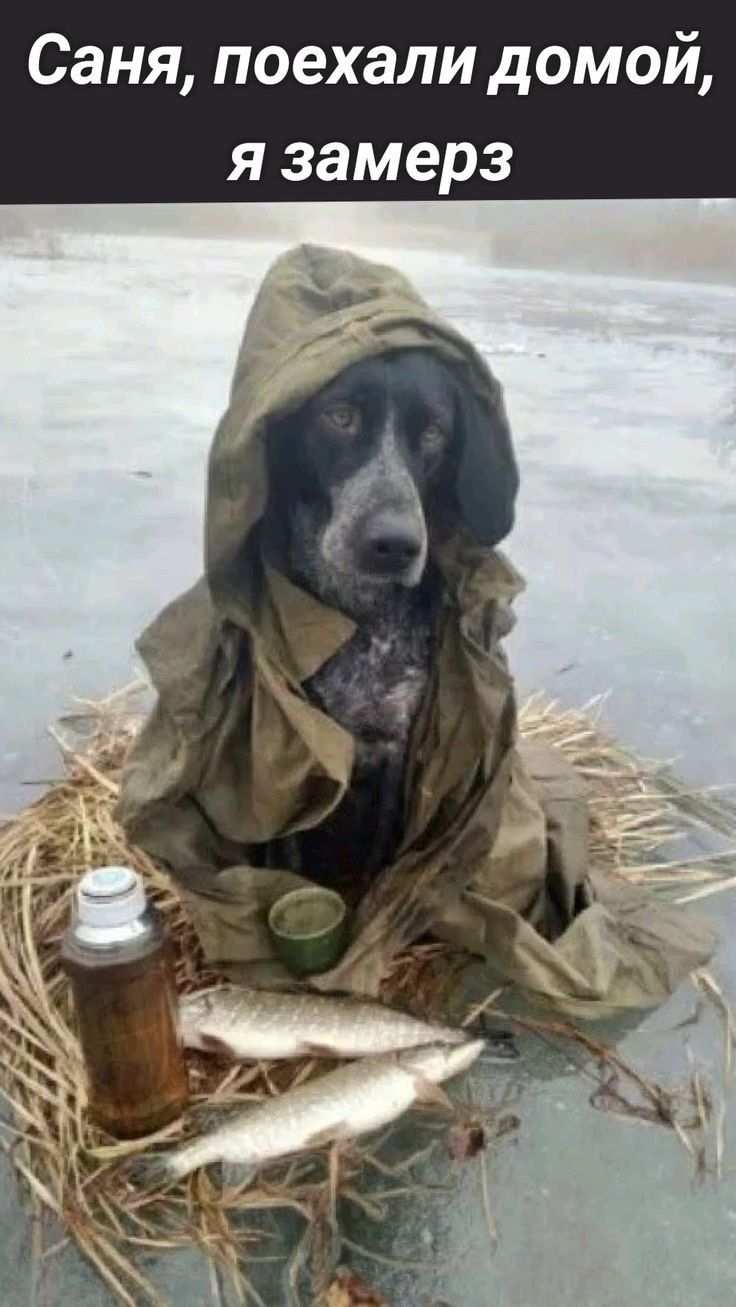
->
[179,984,468,1061]
[130,1039,484,1189]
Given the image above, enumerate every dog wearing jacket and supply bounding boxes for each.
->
[259,347,518,904]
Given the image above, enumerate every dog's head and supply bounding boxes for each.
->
[263,349,518,615]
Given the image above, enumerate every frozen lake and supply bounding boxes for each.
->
[2,232,736,1305]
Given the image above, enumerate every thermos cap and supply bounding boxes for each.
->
[77,867,147,929]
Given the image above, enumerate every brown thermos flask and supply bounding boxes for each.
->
[61,866,189,1138]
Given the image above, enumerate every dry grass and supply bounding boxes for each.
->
[1,685,735,1305]
[519,692,736,896]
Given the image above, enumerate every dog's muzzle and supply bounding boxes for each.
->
[357,512,425,581]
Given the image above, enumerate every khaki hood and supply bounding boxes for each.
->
[205,243,519,621]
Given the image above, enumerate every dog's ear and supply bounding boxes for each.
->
[260,414,302,561]
[453,383,519,547]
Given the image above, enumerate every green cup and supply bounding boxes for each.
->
[267,887,349,978]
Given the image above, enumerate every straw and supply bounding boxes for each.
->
[1,687,734,1303]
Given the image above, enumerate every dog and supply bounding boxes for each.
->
[258,347,515,905]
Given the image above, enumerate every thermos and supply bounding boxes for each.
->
[61,866,188,1138]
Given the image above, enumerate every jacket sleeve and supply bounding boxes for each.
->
[115,699,241,875]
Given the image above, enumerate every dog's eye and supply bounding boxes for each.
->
[420,421,447,459]
[324,404,358,434]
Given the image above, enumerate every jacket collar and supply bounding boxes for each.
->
[261,562,356,683]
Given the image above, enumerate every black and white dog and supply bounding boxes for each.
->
[260,348,516,904]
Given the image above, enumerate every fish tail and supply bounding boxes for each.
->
[125,1151,178,1193]
[124,1140,209,1192]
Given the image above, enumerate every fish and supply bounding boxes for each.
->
[128,1038,484,1190]
[179,984,469,1061]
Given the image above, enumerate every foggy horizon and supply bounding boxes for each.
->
[2,198,735,287]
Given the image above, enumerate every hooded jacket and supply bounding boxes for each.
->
[117,244,715,1016]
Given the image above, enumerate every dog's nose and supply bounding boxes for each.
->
[361,518,422,574]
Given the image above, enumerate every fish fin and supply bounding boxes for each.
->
[221,1161,258,1191]
[304,1122,350,1150]
[300,1041,339,1060]
[412,1077,454,1113]
[197,1032,238,1059]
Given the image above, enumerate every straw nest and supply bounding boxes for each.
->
[1,686,735,1306]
